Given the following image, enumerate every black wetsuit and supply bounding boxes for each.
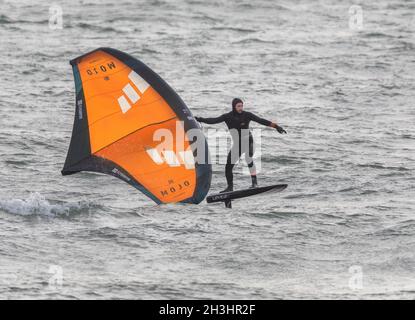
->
[196,111,273,188]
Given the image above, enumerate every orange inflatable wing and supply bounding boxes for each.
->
[62,48,211,204]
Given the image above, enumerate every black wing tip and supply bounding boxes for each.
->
[61,168,78,176]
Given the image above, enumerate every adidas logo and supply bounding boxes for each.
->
[118,71,150,113]
[146,148,195,170]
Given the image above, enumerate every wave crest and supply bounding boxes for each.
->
[0,192,98,217]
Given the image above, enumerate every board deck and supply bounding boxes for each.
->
[206,184,288,204]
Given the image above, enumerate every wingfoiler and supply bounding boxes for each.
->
[62,48,287,207]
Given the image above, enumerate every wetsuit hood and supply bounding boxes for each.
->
[232,98,243,114]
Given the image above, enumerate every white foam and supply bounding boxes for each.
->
[0,192,94,217]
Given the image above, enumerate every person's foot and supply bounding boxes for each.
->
[220,185,233,193]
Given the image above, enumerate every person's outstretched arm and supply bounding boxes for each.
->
[248,112,287,134]
[195,114,227,124]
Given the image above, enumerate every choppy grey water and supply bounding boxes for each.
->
[0,0,414,299]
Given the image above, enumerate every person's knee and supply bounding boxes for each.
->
[225,163,234,172]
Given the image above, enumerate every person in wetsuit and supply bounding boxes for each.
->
[195,98,286,192]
